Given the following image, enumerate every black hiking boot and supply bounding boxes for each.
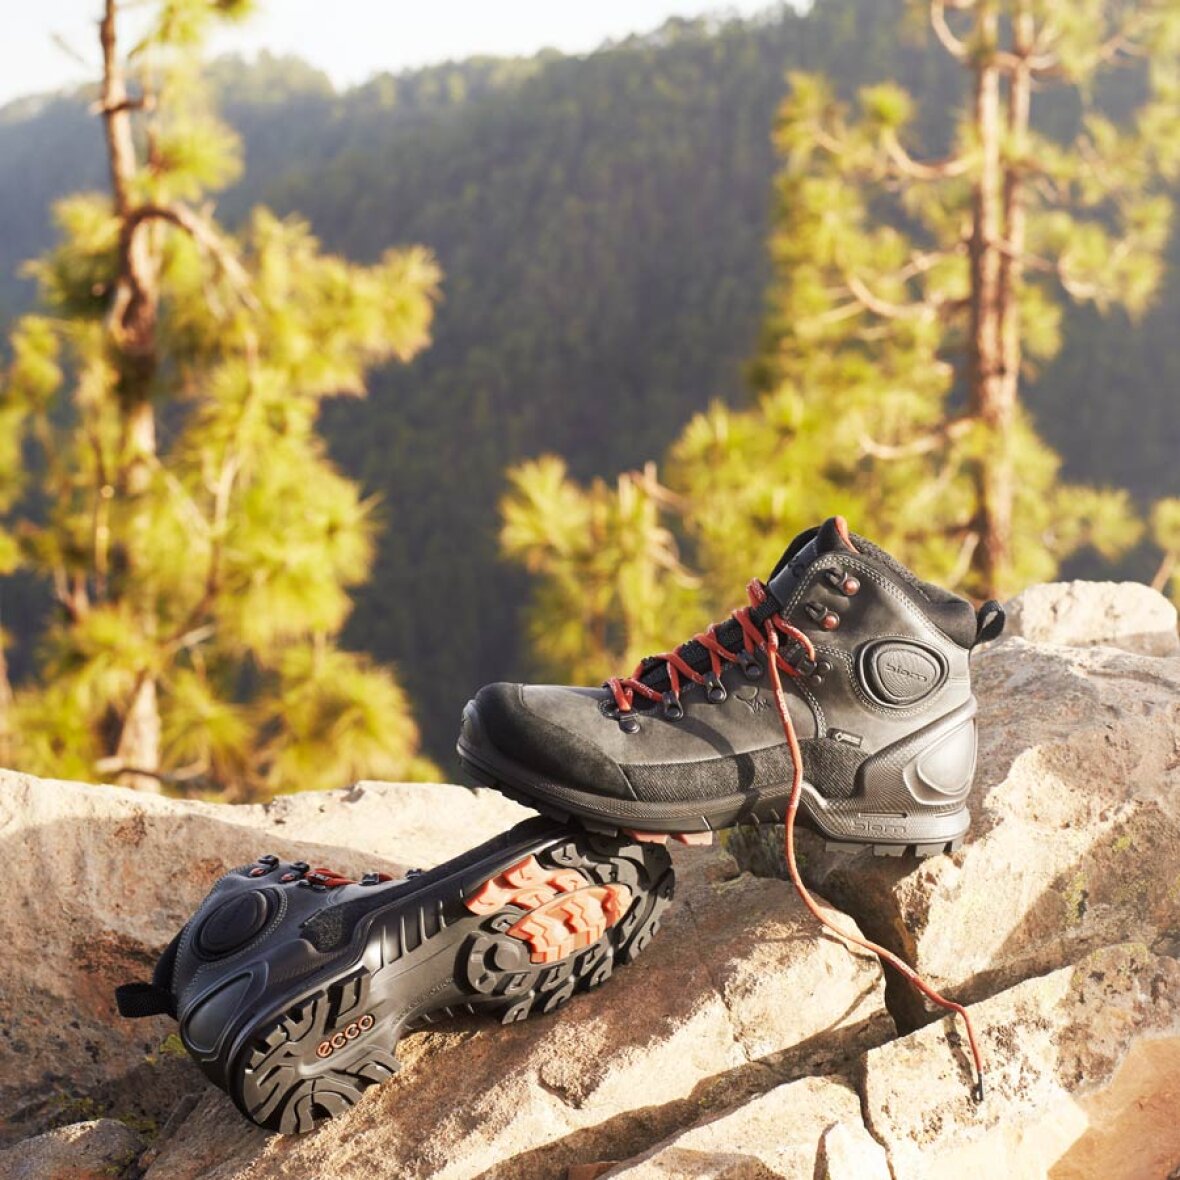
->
[115,817,674,1133]
[458,517,1004,857]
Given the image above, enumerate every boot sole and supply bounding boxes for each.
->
[194,822,673,1133]
[458,703,969,860]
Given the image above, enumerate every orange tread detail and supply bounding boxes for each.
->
[464,854,586,916]
[505,883,633,964]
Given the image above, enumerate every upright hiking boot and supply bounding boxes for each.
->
[458,516,1004,857]
[115,817,674,1133]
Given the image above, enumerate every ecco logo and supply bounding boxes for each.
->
[851,820,908,837]
[315,1012,375,1058]
[883,660,930,682]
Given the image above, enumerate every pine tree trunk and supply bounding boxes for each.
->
[115,675,162,793]
[99,0,163,786]
[968,1,1010,597]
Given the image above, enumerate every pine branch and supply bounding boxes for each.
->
[1151,552,1176,594]
[858,417,971,460]
[930,0,970,63]
[882,129,971,181]
[844,273,934,321]
[119,203,257,309]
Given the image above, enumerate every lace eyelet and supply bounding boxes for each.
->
[737,650,763,680]
[662,691,685,721]
[804,601,840,631]
[619,713,641,734]
[824,568,861,597]
[704,671,727,703]
[808,659,833,688]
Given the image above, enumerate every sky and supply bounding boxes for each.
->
[0,1,784,107]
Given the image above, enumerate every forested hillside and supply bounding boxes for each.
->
[1,0,1176,767]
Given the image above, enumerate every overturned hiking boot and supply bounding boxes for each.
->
[459,516,1004,858]
[115,817,673,1134]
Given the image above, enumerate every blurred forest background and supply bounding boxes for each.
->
[0,0,1177,792]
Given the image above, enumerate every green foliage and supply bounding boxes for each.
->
[672,0,1178,602]
[1,0,1178,764]
[500,458,701,682]
[502,0,1175,662]
[0,1,441,795]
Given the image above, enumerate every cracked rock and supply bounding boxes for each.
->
[860,943,1180,1179]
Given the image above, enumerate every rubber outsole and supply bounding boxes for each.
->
[226,828,674,1134]
[457,712,966,861]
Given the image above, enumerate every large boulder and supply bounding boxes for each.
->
[860,942,1180,1180]
[6,580,1178,1178]
[0,772,527,1146]
[1003,580,1178,656]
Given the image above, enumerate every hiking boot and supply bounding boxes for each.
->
[458,517,1004,857]
[115,817,674,1133]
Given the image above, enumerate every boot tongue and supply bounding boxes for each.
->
[765,516,856,607]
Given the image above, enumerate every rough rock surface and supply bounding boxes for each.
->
[0,1118,144,1179]
[604,1075,888,1179]
[861,943,1180,1180]
[1003,579,1178,655]
[4,580,1179,1179]
[0,772,526,1145]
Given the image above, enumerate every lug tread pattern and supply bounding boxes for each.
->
[233,834,673,1134]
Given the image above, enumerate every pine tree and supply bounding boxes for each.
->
[501,0,1180,668]
[673,0,1180,603]
[0,0,441,796]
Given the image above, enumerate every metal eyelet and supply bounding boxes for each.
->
[737,650,763,680]
[704,671,727,703]
[619,713,641,734]
[809,659,833,688]
[662,691,685,721]
[824,569,861,597]
[804,601,840,631]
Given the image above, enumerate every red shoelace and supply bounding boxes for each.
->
[609,577,986,1102]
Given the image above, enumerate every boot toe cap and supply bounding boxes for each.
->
[470,682,634,800]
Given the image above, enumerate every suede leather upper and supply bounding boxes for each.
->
[470,520,977,807]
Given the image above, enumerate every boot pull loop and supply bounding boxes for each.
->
[115,981,175,1019]
[973,600,1006,648]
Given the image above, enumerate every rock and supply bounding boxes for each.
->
[603,1075,869,1179]
[11,580,1179,1178]
[141,848,890,1180]
[0,1118,144,1179]
[860,943,1180,1180]
[749,637,1180,1025]
[0,771,528,1146]
[234,779,532,868]
[1003,580,1178,655]
[815,1119,891,1180]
